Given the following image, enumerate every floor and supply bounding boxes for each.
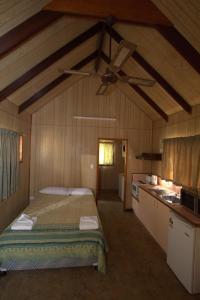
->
[98,189,121,201]
[0,199,200,300]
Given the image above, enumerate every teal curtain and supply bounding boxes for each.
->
[0,129,19,200]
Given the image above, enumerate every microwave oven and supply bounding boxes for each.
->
[181,188,200,216]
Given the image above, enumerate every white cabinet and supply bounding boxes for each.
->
[135,188,170,252]
[132,196,139,216]
[139,189,155,236]
[155,200,170,252]
[167,212,200,294]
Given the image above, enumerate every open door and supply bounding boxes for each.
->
[96,138,128,210]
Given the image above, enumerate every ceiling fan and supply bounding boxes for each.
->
[59,39,155,95]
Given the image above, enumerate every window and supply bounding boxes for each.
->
[162,135,200,189]
[99,142,114,166]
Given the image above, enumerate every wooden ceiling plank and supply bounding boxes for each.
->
[0,22,101,103]
[107,26,192,114]
[95,18,116,72]
[128,82,168,121]
[0,11,64,60]
[95,22,107,72]
[156,25,200,75]
[18,50,98,113]
[101,51,168,121]
[44,0,171,26]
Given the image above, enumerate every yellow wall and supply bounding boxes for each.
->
[30,77,153,208]
[152,104,200,176]
[0,100,31,230]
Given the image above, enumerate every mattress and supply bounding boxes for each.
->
[0,193,106,273]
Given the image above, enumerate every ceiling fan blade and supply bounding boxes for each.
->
[119,75,156,87]
[96,84,109,95]
[103,84,116,96]
[110,40,136,73]
[59,69,91,76]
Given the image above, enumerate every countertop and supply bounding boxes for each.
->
[139,184,200,227]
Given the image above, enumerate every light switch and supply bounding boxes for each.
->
[90,164,94,169]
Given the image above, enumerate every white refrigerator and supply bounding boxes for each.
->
[167,211,200,294]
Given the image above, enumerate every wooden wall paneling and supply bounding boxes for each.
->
[155,25,200,75]
[18,50,98,113]
[102,35,181,116]
[122,59,181,115]
[101,50,168,121]
[44,0,171,26]
[128,82,168,121]
[152,0,200,54]
[29,75,80,120]
[114,24,199,108]
[0,0,51,36]
[95,22,107,72]
[31,77,153,208]
[0,100,31,229]
[0,10,63,59]
[8,36,98,106]
[0,22,100,103]
[0,16,95,90]
[117,82,159,121]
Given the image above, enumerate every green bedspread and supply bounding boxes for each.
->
[0,194,107,273]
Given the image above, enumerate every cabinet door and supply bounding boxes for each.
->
[167,213,194,293]
[139,189,155,237]
[154,201,170,252]
[139,188,170,253]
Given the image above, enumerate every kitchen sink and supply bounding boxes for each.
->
[161,195,181,204]
[148,188,167,195]
[148,187,181,205]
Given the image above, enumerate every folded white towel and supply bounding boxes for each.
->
[79,216,99,230]
[11,213,37,230]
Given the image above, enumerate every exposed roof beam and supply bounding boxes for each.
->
[107,26,192,114]
[0,22,102,103]
[95,22,107,73]
[101,52,168,121]
[95,17,116,73]
[155,25,200,75]
[0,11,63,59]
[44,0,171,26]
[18,51,98,113]
[128,81,168,121]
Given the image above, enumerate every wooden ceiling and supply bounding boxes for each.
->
[0,0,200,121]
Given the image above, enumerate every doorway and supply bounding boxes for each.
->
[96,138,128,209]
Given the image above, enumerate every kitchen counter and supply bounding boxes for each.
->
[139,184,200,227]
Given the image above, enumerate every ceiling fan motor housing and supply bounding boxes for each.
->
[101,71,118,84]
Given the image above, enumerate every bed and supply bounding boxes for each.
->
[0,188,107,273]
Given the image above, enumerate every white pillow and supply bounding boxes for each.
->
[39,186,69,195]
[68,188,93,195]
